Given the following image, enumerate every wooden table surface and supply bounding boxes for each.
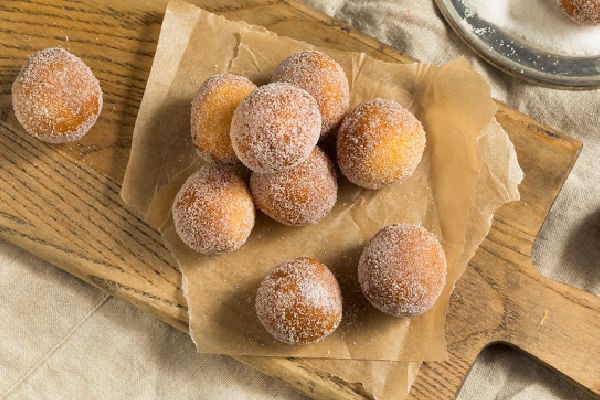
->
[0,1,598,399]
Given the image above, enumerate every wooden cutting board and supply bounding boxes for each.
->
[0,1,598,399]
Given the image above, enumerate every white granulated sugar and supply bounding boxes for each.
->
[250,147,338,226]
[461,0,600,56]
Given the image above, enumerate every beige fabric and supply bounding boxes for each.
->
[1,1,597,399]
[457,344,595,400]
[0,240,306,399]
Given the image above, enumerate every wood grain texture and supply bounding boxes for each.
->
[0,1,598,399]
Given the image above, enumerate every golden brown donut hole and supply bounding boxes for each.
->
[250,147,337,226]
[561,0,600,24]
[255,257,342,344]
[12,47,103,143]
[358,224,447,317]
[230,83,321,173]
[191,74,256,163]
[336,98,426,190]
[272,51,349,140]
[171,166,255,255]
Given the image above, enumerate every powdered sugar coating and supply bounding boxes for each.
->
[12,47,103,143]
[172,166,255,255]
[272,51,349,140]
[337,98,426,190]
[560,0,600,24]
[255,257,342,345]
[250,148,337,226]
[230,83,321,173]
[358,224,447,317]
[191,74,256,163]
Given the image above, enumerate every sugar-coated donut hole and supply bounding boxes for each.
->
[561,0,600,24]
[171,166,255,255]
[255,257,342,345]
[230,82,321,173]
[358,224,447,317]
[191,74,256,163]
[250,147,337,226]
[336,98,426,190]
[11,47,103,143]
[272,51,349,140]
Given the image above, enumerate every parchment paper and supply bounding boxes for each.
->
[302,359,414,400]
[121,0,522,363]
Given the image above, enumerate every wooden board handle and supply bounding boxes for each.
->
[503,261,600,395]
[410,245,600,400]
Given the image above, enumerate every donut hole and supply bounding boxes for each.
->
[272,51,349,139]
[191,74,256,163]
[255,257,343,345]
[172,166,255,255]
[337,98,426,189]
[250,148,338,226]
[358,224,447,317]
[230,83,321,173]
[12,47,103,143]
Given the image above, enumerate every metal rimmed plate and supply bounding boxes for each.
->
[435,0,600,89]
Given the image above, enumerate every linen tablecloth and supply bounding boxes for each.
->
[1,1,598,399]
